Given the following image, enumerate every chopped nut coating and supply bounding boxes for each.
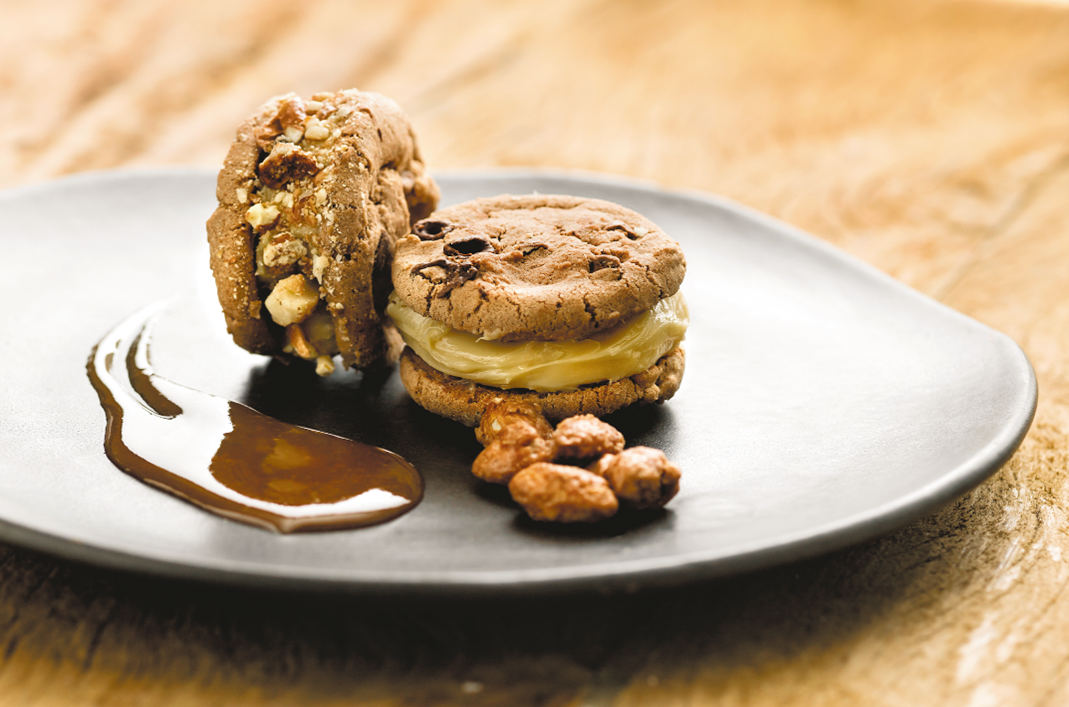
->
[590,446,681,509]
[245,203,280,231]
[472,420,556,484]
[553,414,625,461]
[261,233,307,271]
[304,119,331,141]
[509,463,618,523]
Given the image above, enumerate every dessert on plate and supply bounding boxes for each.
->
[387,194,689,521]
[388,194,688,426]
[205,90,686,524]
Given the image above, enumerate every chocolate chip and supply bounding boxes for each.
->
[606,221,639,239]
[588,254,621,273]
[444,236,493,256]
[410,258,480,296]
[413,220,454,240]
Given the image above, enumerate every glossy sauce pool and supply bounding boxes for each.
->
[87,303,423,533]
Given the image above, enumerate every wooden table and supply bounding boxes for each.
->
[2,0,1067,703]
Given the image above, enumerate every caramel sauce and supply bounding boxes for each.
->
[87,304,423,533]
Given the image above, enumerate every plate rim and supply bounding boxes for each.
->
[0,167,1038,595]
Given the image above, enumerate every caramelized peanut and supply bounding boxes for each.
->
[476,399,553,446]
[472,420,556,485]
[509,463,618,523]
[553,414,625,461]
[590,446,681,509]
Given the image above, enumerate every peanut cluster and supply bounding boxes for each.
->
[473,400,681,523]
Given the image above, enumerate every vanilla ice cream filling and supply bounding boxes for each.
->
[387,292,688,393]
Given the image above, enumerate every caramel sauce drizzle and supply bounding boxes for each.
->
[87,303,423,533]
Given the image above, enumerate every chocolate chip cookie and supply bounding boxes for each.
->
[389,194,687,425]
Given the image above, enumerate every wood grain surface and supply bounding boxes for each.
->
[2,0,1068,704]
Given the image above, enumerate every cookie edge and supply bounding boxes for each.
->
[398,346,686,426]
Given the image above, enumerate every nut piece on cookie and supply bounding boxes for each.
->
[207,89,439,374]
[508,463,619,523]
[589,447,681,509]
[552,414,625,462]
[265,274,319,326]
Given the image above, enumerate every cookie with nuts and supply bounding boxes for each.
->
[207,89,439,373]
[387,195,688,424]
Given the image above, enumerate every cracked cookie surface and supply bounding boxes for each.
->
[391,195,686,342]
[207,89,439,370]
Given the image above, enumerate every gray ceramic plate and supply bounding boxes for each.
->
[0,169,1036,594]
